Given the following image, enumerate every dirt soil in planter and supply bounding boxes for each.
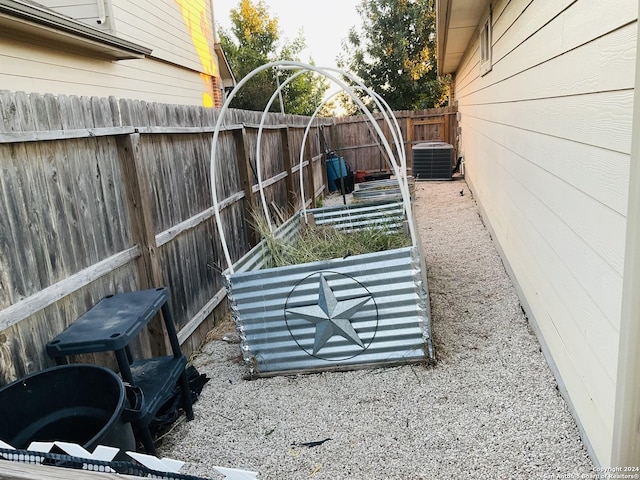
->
[159,179,594,479]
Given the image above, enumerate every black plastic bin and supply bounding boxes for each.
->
[337,173,355,194]
[0,364,135,452]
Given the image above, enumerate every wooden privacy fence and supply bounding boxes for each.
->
[0,91,332,385]
[333,106,458,173]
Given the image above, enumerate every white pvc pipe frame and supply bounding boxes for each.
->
[253,68,410,233]
[210,61,416,273]
[255,67,409,228]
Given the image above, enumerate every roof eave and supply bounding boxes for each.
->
[214,42,236,86]
[0,0,152,59]
[436,0,491,76]
[436,0,452,77]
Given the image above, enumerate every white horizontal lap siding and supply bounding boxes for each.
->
[36,0,108,30]
[458,0,637,100]
[465,115,624,313]
[462,117,618,465]
[455,0,636,466]
[0,37,206,105]
[461,24,636,105]
[110,0,208,74]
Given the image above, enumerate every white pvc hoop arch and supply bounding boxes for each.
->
[211,60,416,273]
[294,89,413,236]
[256,64,415,240]
[325,67,408,180]
[254,66,408,232]
[251,78,399,228]
[282,66,417,247]
[292,71,410,219]
[254,69,309,232]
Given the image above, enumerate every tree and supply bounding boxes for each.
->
[319,91,360,118]
[219,0,328,115]
[339,0,448,111]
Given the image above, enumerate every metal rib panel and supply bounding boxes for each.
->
[227,244,433,376]
[351,178,416,202]
[309,201,405,226]
[353,189,403,201]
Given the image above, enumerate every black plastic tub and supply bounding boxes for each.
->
[337,173,355,194]
[364,172,392,182]
[0,364,135,452]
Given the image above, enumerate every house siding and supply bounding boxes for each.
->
[0,35,208,105]
[454,0,636,466]
[0,0,224,106]
[111,0,222,106]
[110,0,206,73]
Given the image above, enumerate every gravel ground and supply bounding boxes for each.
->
[160,179,594,479]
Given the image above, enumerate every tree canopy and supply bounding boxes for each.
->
[339,0,448,111]
[219,0,328,115]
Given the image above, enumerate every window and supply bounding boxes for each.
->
[479,6,492,76]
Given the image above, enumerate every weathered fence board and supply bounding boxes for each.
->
[0,90,333,384]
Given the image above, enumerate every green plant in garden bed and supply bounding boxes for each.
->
[255,214,411,268]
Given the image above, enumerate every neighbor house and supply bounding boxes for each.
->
[0,0,235,107]
[436,0,639,467]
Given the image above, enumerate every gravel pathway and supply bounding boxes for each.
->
[160,179,594,479]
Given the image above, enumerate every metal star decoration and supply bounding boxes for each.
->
[286,273,372,354]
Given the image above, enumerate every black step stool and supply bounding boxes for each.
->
[46,287,194,455]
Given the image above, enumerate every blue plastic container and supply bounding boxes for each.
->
[326,155,347,191]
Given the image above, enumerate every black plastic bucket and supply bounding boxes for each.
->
[0,364,135,452]
[337,173,355,194]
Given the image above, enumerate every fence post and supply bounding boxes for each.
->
[406,114,414,147]
[382,114,392,173]
[280,127,295,215]
[304,129,316,208]
[116,133,169,357]
[443,111,450,146]
[232,127,259,245]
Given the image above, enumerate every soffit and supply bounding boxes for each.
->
[0,0,151,59]
[436,0,491,75]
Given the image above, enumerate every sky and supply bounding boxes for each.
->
[213,0,362,69]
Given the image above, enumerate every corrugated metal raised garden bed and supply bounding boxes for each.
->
[352,177,416,202]
[210,61,434,378]
[224,201,434,377]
